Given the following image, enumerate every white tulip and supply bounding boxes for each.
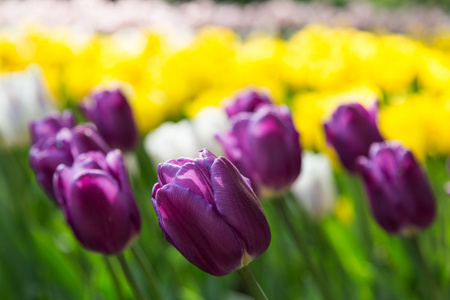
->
[291,151,337,220]
[144,119,199,165]
[144,105,230,165]
[0,65,55,147]
[191,105,229,157]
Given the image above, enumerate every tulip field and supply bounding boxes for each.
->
[2,1,450,300]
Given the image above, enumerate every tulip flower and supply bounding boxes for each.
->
[152,149,271,276]
[29,125,110,200]
[224,89,273,118]
[30,110,75,145]
[81,88,138,151]
[324,102,384,173]
[54,150,141,255]
[291,151,337,220]
[216,105,302,198]
[356,141,436,235]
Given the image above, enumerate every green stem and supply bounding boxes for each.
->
[353,177,373,254]
[275,195,332,300]
[406,236,440,300]
[131,245,163,300]
[104,257,124,300]
[238,265,268,300]
[117,253,148,300]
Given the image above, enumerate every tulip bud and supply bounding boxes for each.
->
[224,89,273,118]
[217,105,302,198]
[54,150,141,255]
[30,110,76,145]
[29,125,110,200]
[81,88,138,151]
[152,149,271,276]
[356,141,436,236]
[291,151,337,220]
[324,102,384,173]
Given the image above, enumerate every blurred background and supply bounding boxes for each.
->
[2,0,450,299]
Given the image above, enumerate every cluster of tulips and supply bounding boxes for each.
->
[27,83,437,299]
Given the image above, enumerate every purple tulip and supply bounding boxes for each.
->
[324,102,384,173]
[54,150,141,255]
[152,149,271,276]
[30,110,75,145]
[81,88,138,151]
[357,141,436,235]
[216,105,302,198]
[29,125,110,200]
[225,89,273,118]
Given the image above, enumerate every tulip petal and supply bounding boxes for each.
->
[221,117,257,183]
[210,157,271,260]
[91,89,138,150]
[215,131,242,163]
[249,111,301,191]
[106,149,141,231]
[324,103,384,173]
[175,162,215,206]
[71,125,110,157]
[68,172,133,255]
[53,164,75,210]
[198,148,217,170]
[153,184,243,276]
[158,163,183,185]
[400,151,436,228]
[29,136,74,199]
[106,150,131,192]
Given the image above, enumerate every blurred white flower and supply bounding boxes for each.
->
[0,65,55,147]
[144,105,229,164]
[291,151,337,220]
[144,119,198,164]
[191,105,229,157]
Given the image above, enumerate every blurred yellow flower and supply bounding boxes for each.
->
[282,25,348,90]
[1,23,450,158]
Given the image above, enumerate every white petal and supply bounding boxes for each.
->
[144,119,200,164]
[291,151,337,220]
[191,106,229,156]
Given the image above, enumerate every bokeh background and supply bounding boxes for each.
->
[2,0,450,299]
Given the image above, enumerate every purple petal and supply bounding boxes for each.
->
[106,150,131,193]
[215,131,242,163]
[53,164,75,210]
[87,89,139,151]
[174,161,215,206]
[29,110,76,145]
[106,149,142,232]
[29,136,74,199]
[153,184,243,276]
[71,125,110,157]
[67,172,137,255]
[225,90,273,118]
[211,157,271,260]
[324,103,384,173]
[248,110,301,192]
[158,163,183,185]
[198,148,217,170]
